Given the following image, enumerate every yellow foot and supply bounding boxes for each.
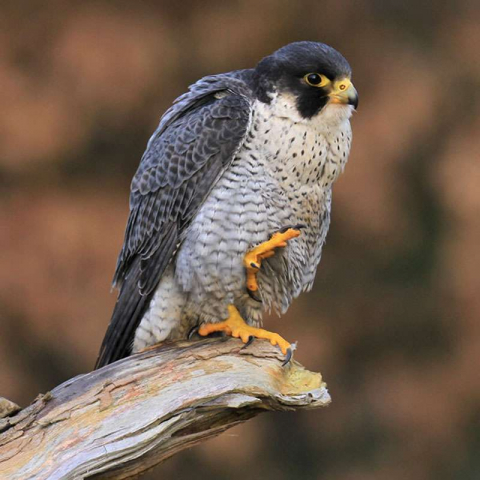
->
[198,305,292,360]
[244,225,304,294]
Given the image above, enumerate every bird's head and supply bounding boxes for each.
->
[254,41,358,120]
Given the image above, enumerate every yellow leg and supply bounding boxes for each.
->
[198,305,291,355]
[244,227,302,293]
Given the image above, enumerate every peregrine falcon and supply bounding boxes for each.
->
[95,41,358,368]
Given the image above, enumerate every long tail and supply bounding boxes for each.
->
[94,257,151,369]
[95,223,179,369]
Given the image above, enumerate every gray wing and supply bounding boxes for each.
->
[95,73,253,368]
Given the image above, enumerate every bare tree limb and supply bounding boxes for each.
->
[0,338,330,479]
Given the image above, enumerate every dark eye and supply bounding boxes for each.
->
[304,73,329,87]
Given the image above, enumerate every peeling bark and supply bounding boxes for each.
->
[0,338,330,479]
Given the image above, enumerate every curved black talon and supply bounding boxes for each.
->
[241,336,255,349]
[247,288,262,303]
[187,324,200,340]
[282,347,293,367]
[278,224,307,234]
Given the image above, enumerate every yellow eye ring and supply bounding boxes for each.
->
[304,73,329,87]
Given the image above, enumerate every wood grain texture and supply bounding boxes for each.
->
[0,338,330,479]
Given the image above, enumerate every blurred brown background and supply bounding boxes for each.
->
[1,1,479,479]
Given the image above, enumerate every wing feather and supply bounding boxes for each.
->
[95,73,253,368]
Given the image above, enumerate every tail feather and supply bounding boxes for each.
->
[95,224,179,369]
[95,258,149,369]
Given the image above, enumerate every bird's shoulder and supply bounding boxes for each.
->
[131,70,256,198]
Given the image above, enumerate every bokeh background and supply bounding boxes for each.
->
[1,1,480,479]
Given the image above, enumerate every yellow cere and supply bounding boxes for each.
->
[334,78,352,92]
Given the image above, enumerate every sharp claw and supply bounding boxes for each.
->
[188,325,200,340]
[247,288,262,302]
[250,262,260,270]
[242,336,255,349]
[278,224,307,234]
[282,347,293,367]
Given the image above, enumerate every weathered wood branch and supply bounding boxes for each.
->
[0,338,330,479]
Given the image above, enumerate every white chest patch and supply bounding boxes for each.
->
[251,92,353,189]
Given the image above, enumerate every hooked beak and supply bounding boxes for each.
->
[328,78,358,110]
